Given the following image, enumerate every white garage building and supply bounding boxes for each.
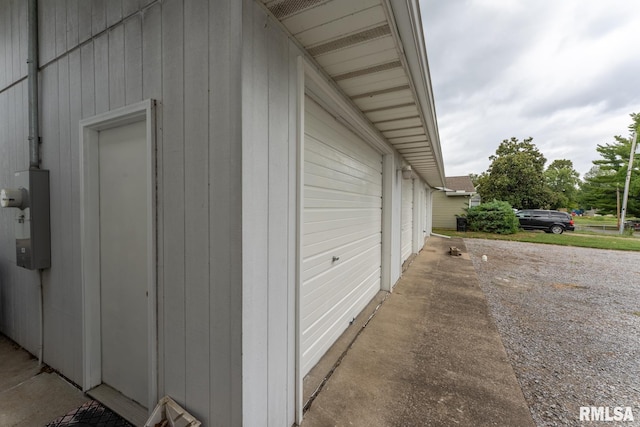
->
[0,0,445,425]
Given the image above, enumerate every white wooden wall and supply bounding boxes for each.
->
[0,0,38,357]
[241,1,300,426]
[1,2,434,426]
[0,1,244,425]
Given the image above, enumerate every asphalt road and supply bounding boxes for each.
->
[465,239,640,427]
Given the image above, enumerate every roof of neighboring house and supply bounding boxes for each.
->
[261,0,445,188]
[444,176,476,193]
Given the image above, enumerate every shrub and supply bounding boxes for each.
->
[465,200,519,234]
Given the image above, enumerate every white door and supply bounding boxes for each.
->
[401,177,413,263]
[98,120,149,407]
[301,97,382,375]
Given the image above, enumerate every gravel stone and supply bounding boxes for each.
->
[465,239,640,427]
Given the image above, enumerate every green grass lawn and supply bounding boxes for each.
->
[572,215,619,226]
[434,228,640,252]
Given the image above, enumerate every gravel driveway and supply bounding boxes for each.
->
[464,239,640,426]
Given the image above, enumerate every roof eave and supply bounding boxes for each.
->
[386,0,446,188]
[445,192,475,197]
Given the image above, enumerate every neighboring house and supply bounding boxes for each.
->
[0,1,445,426]
[433,176,479,229]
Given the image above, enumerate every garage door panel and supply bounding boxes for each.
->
[304,162,380,192]
[306,104,382,171]
[306,135,382,174]
[302,233,381,277]
[302,251,381,332]
[305,125,380,172]
[301,269,380,373]
[304,217,379,243]
[305,169,381,196]
[305,176,381,201]
[305,137,382,180]
[302,247,380,294]
[305,187,381,209]
[302,247,380,312]
[303,215,380,237]
[305,146,382,182]
[304,207,380,224]
[304,234,380,263]
[302,277,379,356]
[303,224,380,254]
[302,96,383,376]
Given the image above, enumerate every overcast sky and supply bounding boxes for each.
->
[420,0,640,179]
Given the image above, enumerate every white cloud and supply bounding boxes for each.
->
[421,0,640,178]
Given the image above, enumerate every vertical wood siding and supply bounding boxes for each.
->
[208,0,243,423]
[0,1,246,425]
[242,1,299,425]
[0,0,27,89]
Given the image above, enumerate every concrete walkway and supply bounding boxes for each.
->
[302,236,535,427]
[0,335,89,426]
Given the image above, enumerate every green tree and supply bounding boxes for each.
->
[578,166,616,212]
[579,113,640,216]
[545,159,580,210]
[475,137,550,209]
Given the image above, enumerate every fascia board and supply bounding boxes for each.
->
[385,0,446,188]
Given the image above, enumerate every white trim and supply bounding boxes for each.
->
[380,153,394,292]
[412,178,422,253]
[295,57,305,426]
[79,99,157,411]
[445,191,476,197]
[426,185,434,236]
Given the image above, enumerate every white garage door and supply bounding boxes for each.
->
[401,177,413,263]
[302,97,382,375]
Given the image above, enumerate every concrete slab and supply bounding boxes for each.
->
[0,372,89,426]
[0,335,89,427]
[301,236,535,427]
[0,335,40,392]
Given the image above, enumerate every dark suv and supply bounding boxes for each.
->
[516,209,575,234]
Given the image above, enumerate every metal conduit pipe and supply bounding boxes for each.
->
[28,0,40,169]
[27,0,44,366]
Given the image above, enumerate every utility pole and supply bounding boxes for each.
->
[616,184,620,228]
[619,131,638,234]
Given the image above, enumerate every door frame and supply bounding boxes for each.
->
[79,99,157,409]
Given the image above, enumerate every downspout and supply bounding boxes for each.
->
[27,0,44,366]
[28,0,40,169]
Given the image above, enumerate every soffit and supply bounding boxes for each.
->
[261,0,445,187]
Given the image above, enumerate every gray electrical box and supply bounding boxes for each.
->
[2,170,51,270]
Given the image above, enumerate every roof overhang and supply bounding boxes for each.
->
[445,191,475,197]
[260,0,446,188]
